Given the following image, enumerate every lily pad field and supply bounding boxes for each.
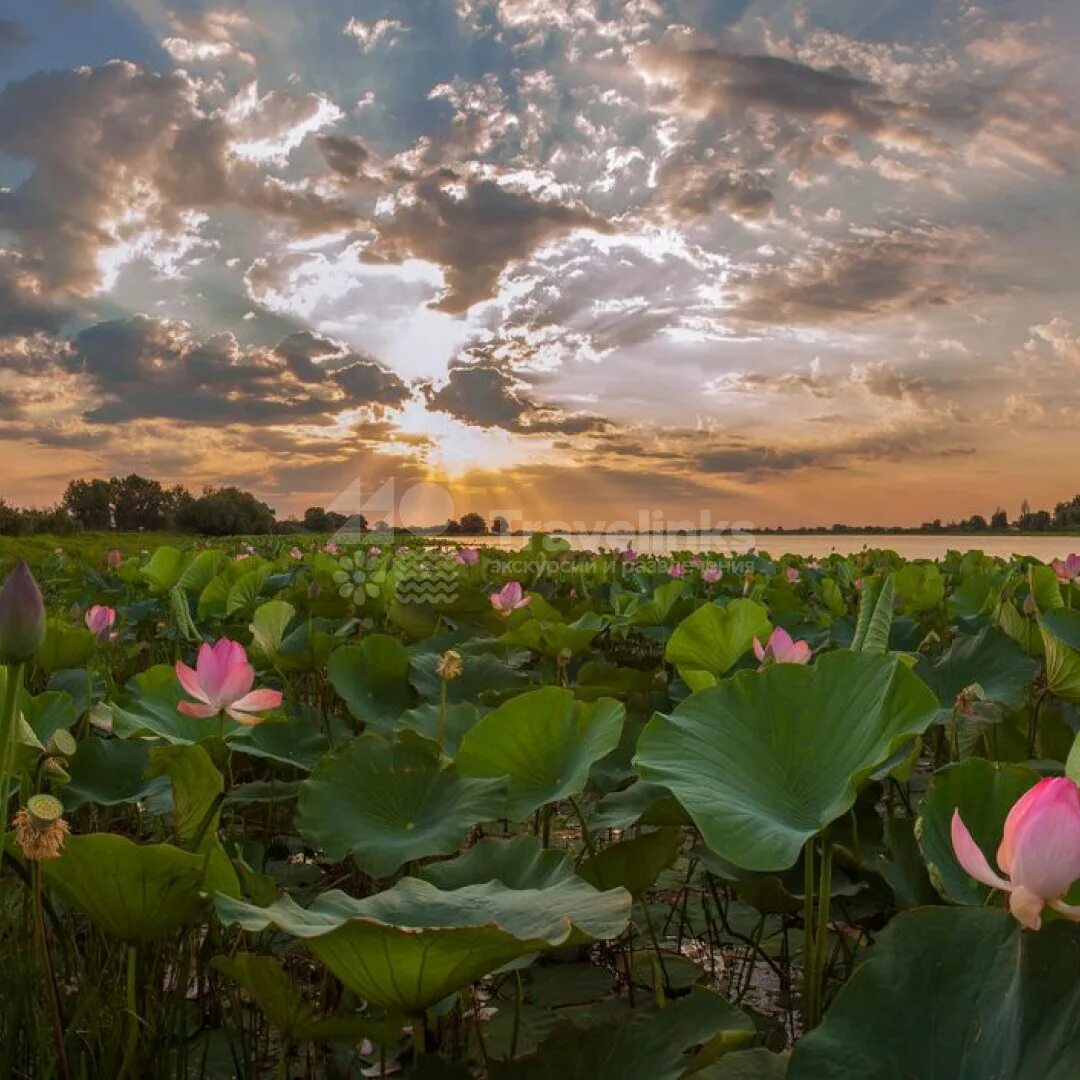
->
[3,535,1080,1079]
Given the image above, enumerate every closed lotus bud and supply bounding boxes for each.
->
[106,548,123,570]
[0,561,46,664]
[436,649,463,681]
[1023,593,1038,617]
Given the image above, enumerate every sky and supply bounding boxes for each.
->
[0,0,1078,529]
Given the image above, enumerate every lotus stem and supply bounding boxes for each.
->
[0,661,25,823]
[510,971,523,1059]
[32,861,71,1080]
[119,945,140,1080]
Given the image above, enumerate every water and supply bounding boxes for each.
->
[471,533,1078,561]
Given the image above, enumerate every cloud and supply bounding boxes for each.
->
[363,174,614,312]
[732,224,980,324]
[61,316,407,425]
[0,18,28,61]
[343,18,406,52]
[426,362,605,433]
[0,250,69,335]
[0,62,356,300]
[317,134,376,181]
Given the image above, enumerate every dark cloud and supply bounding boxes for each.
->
[62,316,407,424]
[0,18,28,61]
[427,363,606,434]
[317,134,375,180]
[363,174,613,313]
[732,225,978,324]
[0,62,356,299]
[0,250,69,335]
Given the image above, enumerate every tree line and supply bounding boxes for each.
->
[0,475,508,537]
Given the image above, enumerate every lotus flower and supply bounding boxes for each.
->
[0,561,46,664]
[85,605,117,642]
[175,639,282,726]
[753,627,812,666]
[1051,554,1080,583]
[490,581,531,616]
[289,547,303,560]
[669,562,686,579]
[784,567,800,584]
[456,547,480,566]
[323,542,340,555]
[702,565,722,584]
[106,548,123,569]
[951,777,1080,930]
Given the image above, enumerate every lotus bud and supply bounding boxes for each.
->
[1023,593,1038,617]
[436,649,463,681]
[106,548,123,569]
[0,561,46,664]
[13,793,70,860]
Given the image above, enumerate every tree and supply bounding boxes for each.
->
[1053,495,1080,531]
[302,507,349,532]
[63,478,113,530]
[110,474,172,531]
[458,512,487,535]
[491,515,509,535]
[990,508,1008,529]
[176,487,276,535]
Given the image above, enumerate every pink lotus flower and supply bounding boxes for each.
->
[456,547,480,566]
[753,627,812,666]
[234,553,250,562]
[951,777,1080,931]
[621,547,638,563]
[490,581,531,616]
[85,605,117,642]
[175,639,283,727]
[1051,554,1080,583]
[702,565,722,584]
[323,542,340,555]
[853,578,863,591]
[806,560,821,571]
[106,548,123,570]
[289,547,303,560]
[669,562,686,579]
[784,567,800,584]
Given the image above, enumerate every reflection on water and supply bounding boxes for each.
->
[472,533,1078,561]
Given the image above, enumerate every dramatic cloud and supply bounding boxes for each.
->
[62,316,407,424]
[363,174,614,312]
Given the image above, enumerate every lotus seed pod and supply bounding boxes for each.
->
[46,729,77,758]
[436,649,463,681]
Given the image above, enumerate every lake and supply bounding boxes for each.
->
[471,533,1078,561]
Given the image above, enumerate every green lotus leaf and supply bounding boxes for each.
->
[1039,609,1080,704]
[43,834,208,943]
[591,781,691,831]
[1029,563,1065,612]
[37,618,96,672]
[917,625,1039,711]
[140,545,184,594]
[62,737,170,811]
[419,836,575,891]
[249,599,296,664]
[229,709,328,770]
[634,651,938,870]
[577,828,684,897]
[892,563,945,613]
[916,757,1040,905]
[22,688,76,743]
[297,732,506,877]
[456,687,625,819]
[393,701,481,758]
[665,600,771,691]
[409,646,528,707]
[489,985,754,1079]
[328,634,415,729]
[215,876,631,1014]
[211,952,401,1044]
[789,908,1080,1079]
[693,1049,789,1079]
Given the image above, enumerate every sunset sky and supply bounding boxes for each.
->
[1,0,1078,529]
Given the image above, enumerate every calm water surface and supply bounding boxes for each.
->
[473,533,1078,561]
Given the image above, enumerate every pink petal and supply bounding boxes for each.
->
[175,661,210,705]
[177,700,218,718]
[1008,885,1045,931]
[1005,779,1080,901]
[225,708,267,727]
[195,641,226,700]
[215,661,256,708]
[230,688,283,714]
[950,809,1011,891]
[770,627,795,653]
[515,594,532,609]
[1049,897,1080,922]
